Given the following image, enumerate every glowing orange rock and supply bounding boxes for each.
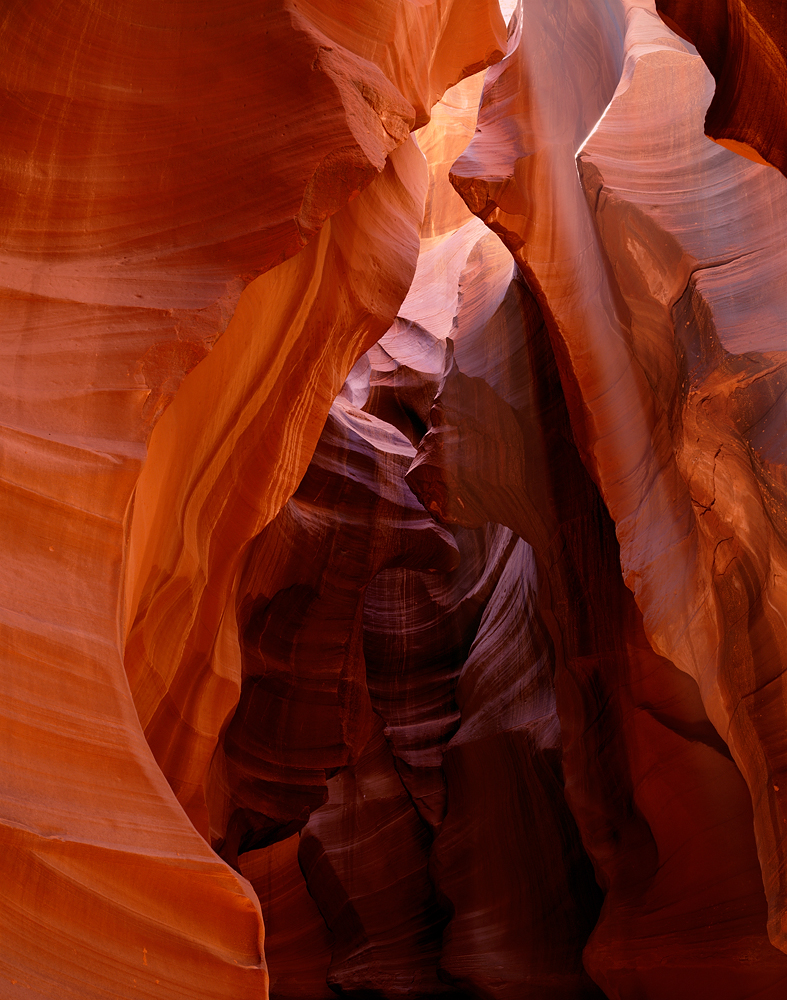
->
[0,1,506,996]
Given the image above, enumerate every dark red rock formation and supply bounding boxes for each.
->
[240,836,334,1000]
[361,323,515,834]
[210,391,459,863]
[408,266,787,1000]
[363,522,514,833]
[432,539,604,1000]
[299,717,451,998]
[656,0,787,175]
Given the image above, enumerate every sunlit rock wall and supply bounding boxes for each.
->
[0,2,505,997]
[2,1,787,999]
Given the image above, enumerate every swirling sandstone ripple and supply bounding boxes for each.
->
[655,0,787,176]
[449,0,787,992]
[8,0,787,996]
[210,392,459,864]
[0,1,506,997]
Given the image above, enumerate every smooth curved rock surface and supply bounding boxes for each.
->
[209,387,459,862]
[655,0,787,175]
[239,836,334,1000]
[128,139,431,845]
[450,0,787,991]
[0,2,505,996]
[122,0,505,850]
[575,4,787,959]
[6,0,787,997]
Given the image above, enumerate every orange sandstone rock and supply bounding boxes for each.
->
[8,0,787,996]
[450,0,787,991]
[0,1,506,997]
[126,138,430,843]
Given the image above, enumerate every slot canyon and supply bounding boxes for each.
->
[2,0,787,997]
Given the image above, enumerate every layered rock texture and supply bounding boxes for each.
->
[655,0,787,174]
[3,1,787,999]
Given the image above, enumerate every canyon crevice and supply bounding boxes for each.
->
[2,1,787,998]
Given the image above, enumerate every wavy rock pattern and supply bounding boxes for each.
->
[239,836,334,1000]
[0,2,505,997]
[655,0,787,175]
[5,0,787,998]
[450,0,787,994]
[128,138,430,846]
[300,718,451,998]
[210,390,460,862]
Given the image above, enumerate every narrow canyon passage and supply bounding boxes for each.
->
[1,2,787,999]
